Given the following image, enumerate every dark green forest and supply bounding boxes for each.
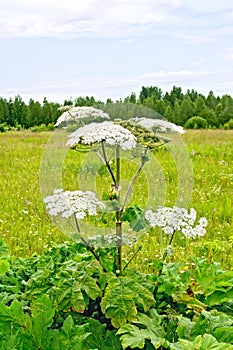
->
[1,85,233,131]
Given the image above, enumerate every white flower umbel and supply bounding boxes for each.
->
[55,106,110,127]
[145,206,208,238]
[67,121,137,150]
[44,189,105,219]
[131,117,185,134]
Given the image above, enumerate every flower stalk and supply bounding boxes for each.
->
[121,150,149,213]
[101,141,117,185]
[73,214,107,273]
[115,145,122,275]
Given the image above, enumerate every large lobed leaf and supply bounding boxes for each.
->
[117,309,166,349]
[101,275,155,328]
[170,334,233,350]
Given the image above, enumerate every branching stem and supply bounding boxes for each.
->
[121,162,144,213]
[154,230,177,298]
[123,245,142,271]
[73,214,107,272]
[101,141,117,185]
[162,230,176,261]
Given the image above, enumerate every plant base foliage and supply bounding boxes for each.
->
[0,242,233,349]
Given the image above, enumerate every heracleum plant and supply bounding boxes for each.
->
[43,105,208,276]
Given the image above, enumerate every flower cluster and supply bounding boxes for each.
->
[44,189,105,219]
[55,106,110,127]
[67,121,137,150]
[87,233,138,247]
[132,117,185,134]
[145,206,208,238]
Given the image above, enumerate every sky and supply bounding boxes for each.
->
[1,0,233,103]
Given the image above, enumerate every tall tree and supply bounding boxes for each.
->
[218,95,233,125]
[186,89,198,102]
[12,95,27,127]
[164,86,183,107]
[124,92,137,104]
[206,90,218,110]
[27,99,42,127]
[194,96,207,117]
[0,98,10,124]
[178,95,194,125]
[139,86,163,104]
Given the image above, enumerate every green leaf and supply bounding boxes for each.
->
[172,292,207,313]
[170,339,194,350]
[124,278,155,312]
[176,316,195,340]
[0,330,23,350]
[79,273,101,300]
[53,262,101,312]
[191,258,233,296]
[206,289,233,306]
[55,279,86,312]
[101,277,137,328]
[121,206,148,232]
[23,295,55,348]
[101,275,156,328]
[190,310,233,340]
[49,315,90,350]
[0,296,55,349]
[0,300,29,328]
[117,324,146,349]
[31,294,55,330]
[117,309,166,349]
[214,327,233,344]
[136,309,165,334]
[0,259,10,275]
[102,293,137,328]
[198,334,233,350]
[171,334,233,350]
[82,319,121,350]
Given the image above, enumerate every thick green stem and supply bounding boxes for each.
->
[116,221,122,275]
[116,145,120,186]
[115,145,122,276]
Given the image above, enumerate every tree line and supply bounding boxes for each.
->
[1,86,233,130]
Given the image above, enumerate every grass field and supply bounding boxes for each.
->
[0,130,232,270]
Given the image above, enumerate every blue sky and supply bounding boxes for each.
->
[1,0,233,103]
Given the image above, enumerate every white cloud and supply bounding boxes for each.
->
[0,0,172,39]
[166,0,181,7]
[1,0,232,40]
[225,48,233,60]
[184,0,233,13]
[218,26,233,34]
[0,69,214,102]
[193,58,204,66]
[2,66,233,103]
[172,32,215,44]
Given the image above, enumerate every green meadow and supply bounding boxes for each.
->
[0,130,232,269]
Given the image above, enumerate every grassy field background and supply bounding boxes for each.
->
[0,130,232,270]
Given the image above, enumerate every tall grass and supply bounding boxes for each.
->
[132,130,233,271]
[0,130,232,269]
